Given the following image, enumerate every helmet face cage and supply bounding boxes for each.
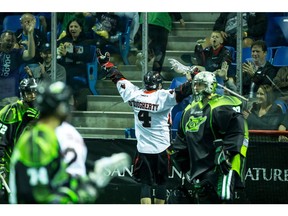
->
[144,71,162,90]
[19,78,38,103]
[192,71,217,101]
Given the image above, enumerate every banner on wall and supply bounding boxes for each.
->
[85,138,288,204]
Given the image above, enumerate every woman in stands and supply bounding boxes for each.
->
[57,18,94,92]
[243,84,287,131]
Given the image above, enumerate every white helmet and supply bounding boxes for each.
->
[192,71,217,101]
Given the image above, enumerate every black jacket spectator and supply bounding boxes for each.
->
[213,13,268,48]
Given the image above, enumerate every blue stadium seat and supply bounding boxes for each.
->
[125,128,136,138]
[46,22,62,42]
[104,18,132,65]
[231,47,251,70]
[73,45,98,95]
[242,47,252,62]
[224,46,235,62]
[2,15,41,32]
[264,15,288,47]
[266,47,273,63]
[275,99,288,114]
[273,16,288,45]
[118,18,132,65]
[272,46,288,67]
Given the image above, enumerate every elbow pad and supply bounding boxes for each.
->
[106,67,126,84]
[175,81,192,103]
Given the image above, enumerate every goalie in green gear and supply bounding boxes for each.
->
[170,71,249,204]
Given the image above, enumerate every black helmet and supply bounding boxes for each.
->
[35,81,72,118]
[19,78,38,103]
[144,71,162,90]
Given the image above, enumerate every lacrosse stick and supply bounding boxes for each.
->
[0,172,11,194]
[168,58,248,102]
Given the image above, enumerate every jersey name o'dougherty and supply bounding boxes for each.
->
[117,79,177,154]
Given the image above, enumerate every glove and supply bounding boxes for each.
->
[186,66,200,80]
[166,145,177,156]
[88,153,131,188]
[21,108,39,125]
[97,48,125,83]
[22,107,39,120]
[214,139,231,175]
[26,107,40,118]
[97,48,115,71]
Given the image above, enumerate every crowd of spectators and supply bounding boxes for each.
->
[0,12,288,130]
[0,11,288,205]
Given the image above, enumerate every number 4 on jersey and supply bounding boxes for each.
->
[138,111,151,127]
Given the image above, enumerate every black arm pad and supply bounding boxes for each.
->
[106,67,126,84]
[175,81,192,103]
[170,133,190,173]
[194,43,204,65]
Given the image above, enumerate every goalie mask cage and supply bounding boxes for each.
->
[244,130,288,204]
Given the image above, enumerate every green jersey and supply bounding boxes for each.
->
[174,94,249,183]
[0,100,39,203]
[9,122,98,204]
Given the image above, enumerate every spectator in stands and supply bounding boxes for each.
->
[57,18,94,91]
[114,12,140,51]
[136,13,185,76]
[24,43,66,84]
[192,31,236,93]
[57,12,96,40]
[242,40,278,98]
[202,12,268,49]
[0,28,35,109]
[15,13,47,66]
[272,66,288,101]
[243,84,286,130]
[92,13,123,51]
[172,31,236,95]
[37,13,49,35]
[278,113,288,142]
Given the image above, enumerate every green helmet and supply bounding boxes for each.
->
[35,81,72,119]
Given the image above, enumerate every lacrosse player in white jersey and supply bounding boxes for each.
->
[97,49,194,204]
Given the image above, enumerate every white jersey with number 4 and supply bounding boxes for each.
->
[117,79,177,154]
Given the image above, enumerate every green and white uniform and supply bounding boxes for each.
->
[9,123,97,204]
